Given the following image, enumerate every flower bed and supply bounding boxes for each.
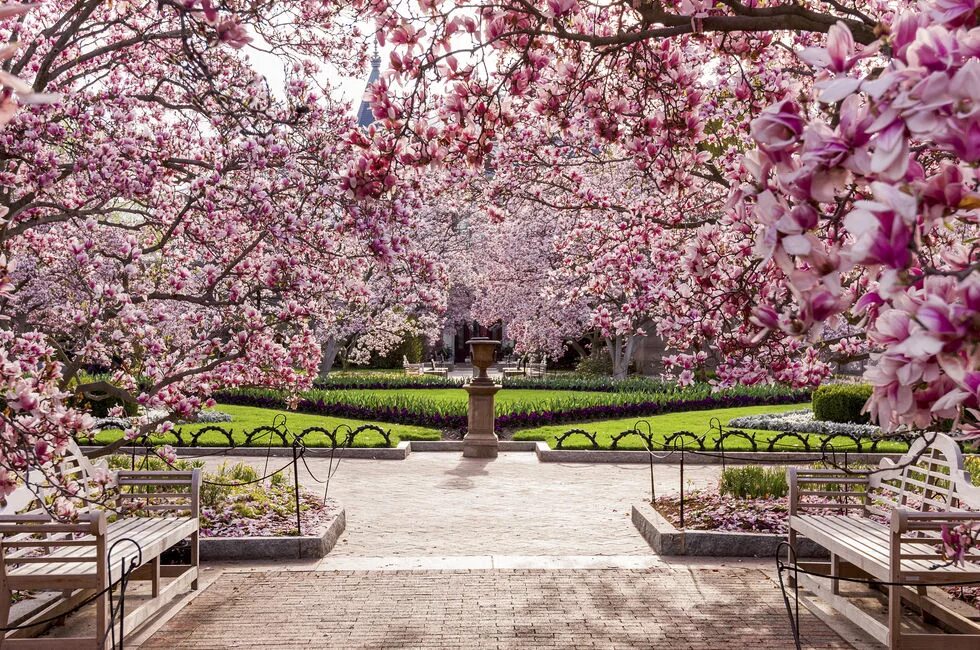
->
[728,409,879,437]
[653,490,978,610]
[217,384,811,430]
[93,409,232,432]
[109,456,338,538]
[655,491,791,534]
[201,483,338,538]
[314,374,463,390]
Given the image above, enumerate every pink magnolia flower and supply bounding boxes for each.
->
[749,100,804,157]
[941,523,976,566]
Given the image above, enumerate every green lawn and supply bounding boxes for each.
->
[90,404,441,448]
[512,403,908,452]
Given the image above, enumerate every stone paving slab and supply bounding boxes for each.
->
[202,452,725,557]
[140,567,854,649]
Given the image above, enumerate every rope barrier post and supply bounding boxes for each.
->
[679,444,685,530]
[649,442,655,503]
[291,441,302,538]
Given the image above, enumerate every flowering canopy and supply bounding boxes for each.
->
[338,0,979,436]
[0,0,446,496]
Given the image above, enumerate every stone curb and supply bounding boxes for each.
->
[83,441,904,464]
[200,508,346,561]
[631,503,827,558]
[408,440,539,452]
[81,443,411,459]
[538,446,903,464]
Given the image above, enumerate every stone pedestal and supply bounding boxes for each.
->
[463,382,500,458]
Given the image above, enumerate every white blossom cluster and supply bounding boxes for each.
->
[728,409,879,437]
[92,409,231,431]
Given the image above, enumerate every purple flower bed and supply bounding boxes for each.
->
[201,491,340,538]
[654,491,979,610]
[655,491,791,534]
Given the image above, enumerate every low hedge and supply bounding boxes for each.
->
[812,384,873,424]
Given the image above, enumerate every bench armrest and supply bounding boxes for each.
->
[0,511,105,536]
[889,510,980,574]
[892,510,980,533]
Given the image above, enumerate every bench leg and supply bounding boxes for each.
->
[190,531,199,590]
[915,586,938,626]
[96,588,109,650]
[0,575,10,639]
[786,528,797,587]
[150,556,160,598]
[831,553,840,595]
[888,584,901,650]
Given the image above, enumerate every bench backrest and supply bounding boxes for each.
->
[0,441,110,520]
[868,432,980,516]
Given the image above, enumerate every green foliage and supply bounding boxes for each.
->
[965,456,980,487]
[574,353,613,376]
[719,466,789,499]
[105,454,200,472]
[812,384,873,424]
[200,462,260,508]
[368,333,427,368]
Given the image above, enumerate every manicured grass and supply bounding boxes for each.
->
[512,404,910,452]
[90,404,441,448]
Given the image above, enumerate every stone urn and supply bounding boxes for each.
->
[463,338,500,458]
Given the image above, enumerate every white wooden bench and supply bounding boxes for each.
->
[526,358,546,378]
[403,355,423,375]
[0,442,200,648]
[788,433,980,648]
[420,360,449,377]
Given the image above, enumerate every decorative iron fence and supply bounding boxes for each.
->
[553,422,924,453]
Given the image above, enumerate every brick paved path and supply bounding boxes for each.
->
[136,454,865,648]
[143,567,850,649]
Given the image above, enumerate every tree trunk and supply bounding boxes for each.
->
[318,337,339,378]
[606,334,637,380]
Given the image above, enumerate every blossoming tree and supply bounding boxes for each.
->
[340,0,979,436]
[0,0,444,496]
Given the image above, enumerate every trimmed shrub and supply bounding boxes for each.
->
[719,465,788,499]
[812,384,873,424]
[575,353,613,376]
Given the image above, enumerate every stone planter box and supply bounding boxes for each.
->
[632,503,827,558]
[200,508,346,561]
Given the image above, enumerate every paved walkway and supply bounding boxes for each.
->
[142,566,852,649]
[202,452,723,557]
[134,453,869,648]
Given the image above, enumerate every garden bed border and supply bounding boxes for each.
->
[631,502,827,557]
[199,507,346,561]
[85,442,907,464]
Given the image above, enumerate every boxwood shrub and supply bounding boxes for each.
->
[812,384,873,424]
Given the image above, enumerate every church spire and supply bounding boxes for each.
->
[357,45,382,129]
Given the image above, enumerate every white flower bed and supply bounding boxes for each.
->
[728,409,879,437]
[93,409,231,431]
